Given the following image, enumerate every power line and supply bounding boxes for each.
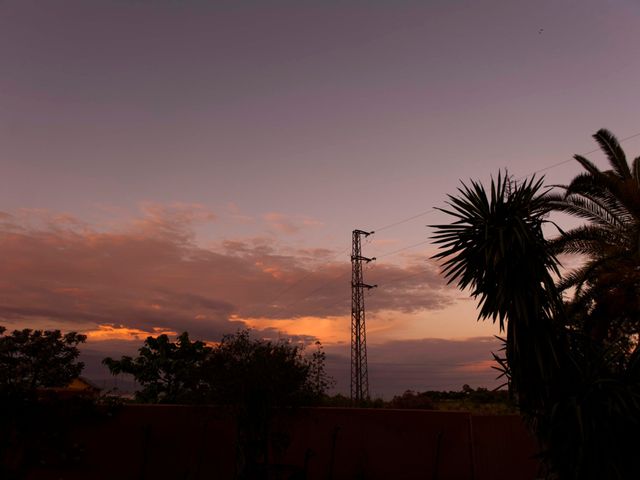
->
[370,129,640,235]
[375,239,432,259]
[371,268,433,286]
[290,270,350,306]
[527,131,640,178]
[289,264,435,311]
[287,243,433,309]
[266,245,351,306]
[373,208,436,233]
[267,129,640,313]
[266,234,433,313]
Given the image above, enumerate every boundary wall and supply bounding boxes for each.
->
[14,406,539,480]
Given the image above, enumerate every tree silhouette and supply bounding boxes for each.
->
[0,326,86,399]
[103,332,212,403]
[104,329,331,479]
[549,129,640,354]
[0,327,88,479]
[431,161,640,479]
[103,329,329,406]
[204,330,329,478]
[431,174,567,414]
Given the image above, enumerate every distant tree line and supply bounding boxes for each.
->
[386,385,515,414]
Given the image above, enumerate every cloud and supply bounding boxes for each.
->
[1,204,488,398]
[223,202,255,224]
[264,212,323,235]
[133,202,217,241]
[0,206,455,345]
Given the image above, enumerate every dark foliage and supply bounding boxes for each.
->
[431,173,569,415]
[103,332,212,404]
[103,329,332,479]
[549,128,640,360]
[431,133,640,479]
[386,386,515,413]
[202,331,332,479]
[0,326,86,400]
[0,327,119,480]
[103,329,331,406]
[204,330,328,408]
[387,390,436,410]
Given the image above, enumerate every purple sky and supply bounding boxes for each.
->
[2,0,640,396]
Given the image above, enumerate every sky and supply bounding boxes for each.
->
[1,0,640,397]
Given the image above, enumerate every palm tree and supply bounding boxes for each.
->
[549,129,640,354]
[431,173,568,419]
[431,167,640,479]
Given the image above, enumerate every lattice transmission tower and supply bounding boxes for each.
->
[351,229,377,404]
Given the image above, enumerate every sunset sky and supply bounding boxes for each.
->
[2,0,640,397]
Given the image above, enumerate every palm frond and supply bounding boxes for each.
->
[550,229,625,257]
[431,173,563,333]
[573,154,628,200]
[564,172,604,198]
[573,154,603,178]
[563,174,630,218]
[566,139,640,227]
[593,129,631,180]
[557,262,599,293]
[551,194,627,230]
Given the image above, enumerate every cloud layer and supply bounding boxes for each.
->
[0,206,454,342]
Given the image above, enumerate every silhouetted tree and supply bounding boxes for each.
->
[203,330,330,478]
[549,129,640,355]
[307,341,334,397]
[432,153,640,479]
[204,329,319,406]
[102,332,212,404]
[0,326,86,399]
[432,173,567,417]
[103,329,330,406]
[0,327,88,479]
[103,329,332,478]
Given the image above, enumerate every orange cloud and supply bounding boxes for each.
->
[0,206,455,344]
[85,324,177,341]
[241,315,350,344]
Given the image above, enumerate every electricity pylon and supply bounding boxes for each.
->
[351,229,376,404]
